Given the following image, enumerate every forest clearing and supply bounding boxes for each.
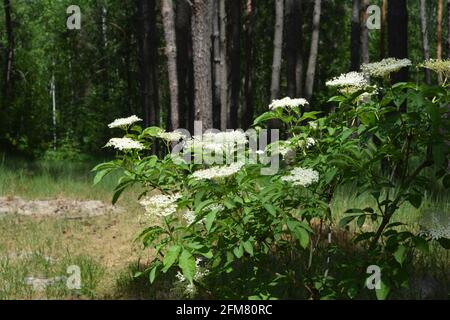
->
[1,0,449,302]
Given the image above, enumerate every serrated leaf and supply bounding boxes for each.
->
[179,249,196,283]
[393,245,406,265]
[205,210,217,232]
[162,245,182,272]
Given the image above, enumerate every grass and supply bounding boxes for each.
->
[0,155,448,299]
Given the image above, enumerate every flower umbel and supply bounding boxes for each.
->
[326,72,369,91]
[108,115,142,129]
[139,193,182,217]
[105,137,145,151]
[191,162,244,180]
[362,58,412,78]
[281,167,319,187]
[269,97,309,110]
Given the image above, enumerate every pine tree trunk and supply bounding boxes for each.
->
[270,0,284,101]
[192,0,213,130]
[437,0,443,83]
[138,0,159,127]
[212,0,221,128]
[350,0,361,71]
[219,0,228,130]
[175,0,194,131]
[360,0,370,64]
[161,0,180,130]
[305,0,321,100]
[447,0,450,59]
[244,0,255,129]
[419,0,431,84]
[388,0,408,84]
[380,0,387,59]
[286,0,299,97]
[295,0,304,98]
[3,0,14,99]
[228,0,241,129]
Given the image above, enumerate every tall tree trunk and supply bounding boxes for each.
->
[447,0,450,59]
[161,0,180,130]
[270,0,284,101]
[295,0,304,98]
[175,0,194,131]
[380,0,387,59]
[419,0,431,84]
[360,0,370,64]
[243,0,255,129]
[388,0,408,84]
[305,0,321,100]
[228,0,241,129]
[137,0,159,127]
[350,0,361,71]
[286,0,299,97]
[3,0,14,100]
[212,0,221,128]
[219,0,228,130]
[437,0,443,83]
[192,0,213,130]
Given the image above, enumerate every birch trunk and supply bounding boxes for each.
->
[351,0,361,71]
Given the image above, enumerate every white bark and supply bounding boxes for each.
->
[270,0,284,101]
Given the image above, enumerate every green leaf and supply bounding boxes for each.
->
[413,237,429,254]
[263,203,277,217]
[233,243,244,259]
[162,245,182,272]
[93,169,111,186]
[205,210,217,232]
[437,238,450,249]
[443,175,450,189]
[393,245,407,265]
[296,227,310,249]
[179,249,196,284]
[375,281,390,300]
[407,194,422,209]
[149,264,159,284]
[243,241,254,256]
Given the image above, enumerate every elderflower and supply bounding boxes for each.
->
[306,137,316,148]
[157,131,186,141]
[281,167,319,187]
[105,137,145,151]
[420,59,450,79]
[420,213,450,240]
[326,72,369,91]
[361,58,412,78]
[191,162,244,180]
[139,193,182,217]
[108,115,142,128]
[269,97,309,110]
[185,130,248,154]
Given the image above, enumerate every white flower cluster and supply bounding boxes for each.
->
[306,137,316,148]
[420,215,450,240]
[269,97,309,110]
[281,167,319,187]
[326,72,369,90]
[185,130,248,154]
[420,59,450,78]
[176,258,209,295]
[157,131,186,141]
[139,193,182,217]
[108,115,142,128]
[361,58,412,78]
[105,137,145,151]
[191,162,244,180]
